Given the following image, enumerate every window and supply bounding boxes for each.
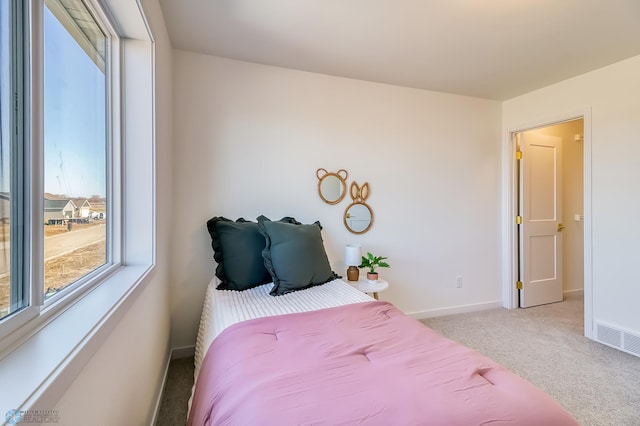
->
[0,0,116,326]
[43,0,107,300]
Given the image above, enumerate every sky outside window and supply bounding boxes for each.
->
[44,4,106,198]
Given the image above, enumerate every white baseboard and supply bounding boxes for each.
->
[150,348,172,426]
[171,345,195,360]
[406,300,502,321]
[563,288,584,295]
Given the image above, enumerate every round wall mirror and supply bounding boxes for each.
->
[316,168,348,205]
[344,202,373,234]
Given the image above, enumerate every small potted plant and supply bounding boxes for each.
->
[358,252,390,283]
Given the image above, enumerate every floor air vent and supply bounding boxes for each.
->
[596,322,640,358]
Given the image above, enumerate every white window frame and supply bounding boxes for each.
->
[0,0,156,412]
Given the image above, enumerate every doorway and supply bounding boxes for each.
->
[512,118,585,307]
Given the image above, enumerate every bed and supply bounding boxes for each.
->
[187,277,577,426]
[189,216,578,425]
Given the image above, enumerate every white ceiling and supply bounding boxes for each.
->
[158,0,640,100]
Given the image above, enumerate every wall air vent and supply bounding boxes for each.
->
[597,323,622,348]
[595,322,640,358]
[623,332,640,357]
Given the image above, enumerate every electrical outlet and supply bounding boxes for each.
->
[456,275,463,288]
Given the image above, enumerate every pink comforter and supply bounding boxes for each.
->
[188,301,577,426]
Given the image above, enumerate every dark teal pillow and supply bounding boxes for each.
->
[257,215,339,296]
[207,217,272,291]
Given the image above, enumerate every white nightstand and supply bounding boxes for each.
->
[348,277,389,300]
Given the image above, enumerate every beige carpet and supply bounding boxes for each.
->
[156,292,640,425]
[156,357,194,426]
[422,291,640,426]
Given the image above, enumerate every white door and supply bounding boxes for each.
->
[519,131,563,308]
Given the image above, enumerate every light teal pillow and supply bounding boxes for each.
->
[257,216,339,296]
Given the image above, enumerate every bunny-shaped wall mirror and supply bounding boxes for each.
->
[344,181,373,234]
[316,168,348,205]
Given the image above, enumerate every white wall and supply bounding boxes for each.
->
[503,55,640,336]
[170,51,502,349]
[52,0,173,424]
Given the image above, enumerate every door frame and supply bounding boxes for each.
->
[501,108,593,339]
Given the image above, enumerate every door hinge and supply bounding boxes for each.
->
[515,151,523,160]
[516,281,523,290]
[515,215,523,224]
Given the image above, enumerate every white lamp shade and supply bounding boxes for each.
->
[344,244,361,266]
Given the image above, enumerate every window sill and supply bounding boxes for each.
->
[0,263,154,413]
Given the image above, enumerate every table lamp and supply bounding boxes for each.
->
[344,244,361,281]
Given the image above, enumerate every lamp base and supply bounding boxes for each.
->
[346,266,360,281]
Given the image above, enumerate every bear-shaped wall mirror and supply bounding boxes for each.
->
[316,168,348,205]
